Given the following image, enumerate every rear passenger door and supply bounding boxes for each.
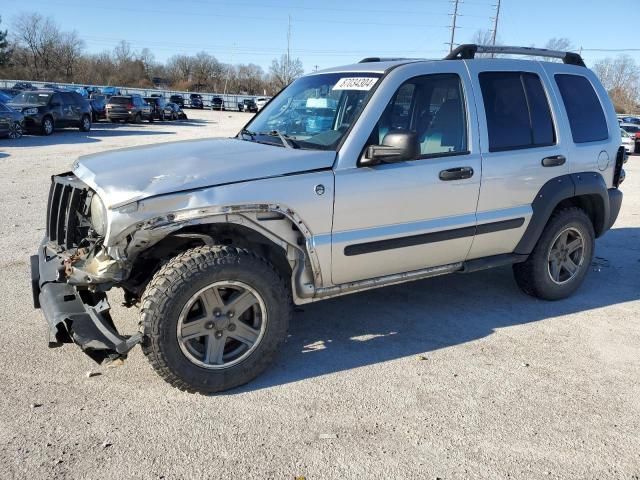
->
[465,62,568,260]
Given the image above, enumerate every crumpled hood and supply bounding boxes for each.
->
[73,138,336,209]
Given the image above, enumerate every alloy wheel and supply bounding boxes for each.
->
[8,122,23,139]
[176,281,267,369]
[547,227,585,284]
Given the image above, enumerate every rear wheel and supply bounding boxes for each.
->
[79,114,91,132]
[513,207,594,300]
[141,246,291,394]
[8,121,23,139]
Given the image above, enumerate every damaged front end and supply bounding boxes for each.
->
[31,173,141,363]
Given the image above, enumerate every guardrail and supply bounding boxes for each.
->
[0,79,270,110]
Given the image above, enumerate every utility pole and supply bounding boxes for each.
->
[313,65,319,72]
[448,0,461,54]
[287,15,291,78]
[490,0,501,57]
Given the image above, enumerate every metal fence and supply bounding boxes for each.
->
[0,79,270,110]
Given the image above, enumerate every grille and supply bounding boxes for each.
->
[46,174,91,250]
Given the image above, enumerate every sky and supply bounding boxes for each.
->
[2,0,639,73]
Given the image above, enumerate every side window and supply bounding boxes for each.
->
[51,93,63,106]
[479,72,556,152]
[372,73,468,157]
[555,74,608,144]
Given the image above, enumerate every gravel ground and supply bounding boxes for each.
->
[0,109,638,480]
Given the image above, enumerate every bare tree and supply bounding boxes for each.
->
[57,31,84,80]
[593,55,640,113]
[543,38,576,62]
[269,54,303,91]
[191,51,221,90]
[113,40,133,65]
[12,13,61,79]
[471,29,501,57]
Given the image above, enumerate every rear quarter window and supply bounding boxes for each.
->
[555,74,608,144]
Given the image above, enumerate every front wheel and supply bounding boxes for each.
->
[8,121,23,139]
[513,207,594,300]
[141,246,291,394]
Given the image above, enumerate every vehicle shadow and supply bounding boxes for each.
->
[229,226,640,394]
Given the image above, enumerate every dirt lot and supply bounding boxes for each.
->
[0,109,638,480]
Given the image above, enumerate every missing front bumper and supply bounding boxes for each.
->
[31,243,141,363]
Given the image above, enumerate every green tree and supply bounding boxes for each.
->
[0,16,10,67]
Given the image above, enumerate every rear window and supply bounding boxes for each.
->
[109,97,130,105]
[479,72,556,152]
[555,74,608,144]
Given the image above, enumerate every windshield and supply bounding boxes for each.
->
[10,92,52,105]
[243,72,382,150]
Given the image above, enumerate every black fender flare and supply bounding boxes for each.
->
[514,172,610,255]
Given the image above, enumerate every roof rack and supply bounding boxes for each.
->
[444,44,586,67]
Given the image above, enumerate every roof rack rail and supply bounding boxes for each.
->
[359,57,413,63]
[444,44,586,67]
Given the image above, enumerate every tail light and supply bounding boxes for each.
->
[613,146,625,187]
[128,104,134,109]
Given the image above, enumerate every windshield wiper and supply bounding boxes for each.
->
[238,128,256,141]
[256,130,299,149]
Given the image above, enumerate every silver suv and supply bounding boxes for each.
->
[31,45,625,393]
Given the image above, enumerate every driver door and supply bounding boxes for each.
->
[331,66,481,285]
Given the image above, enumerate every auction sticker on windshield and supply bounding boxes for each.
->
[332,77,378,91]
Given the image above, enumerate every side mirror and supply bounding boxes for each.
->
[361,131,419,166]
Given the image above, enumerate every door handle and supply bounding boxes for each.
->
[541,155,566,167]
[439,167,474,181]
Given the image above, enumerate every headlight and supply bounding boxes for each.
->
[24,107,38,115]
[90,194,107,236]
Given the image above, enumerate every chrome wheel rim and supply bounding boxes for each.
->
[177,281,267,369]
[83,116,90,130]
[44,119,53,134]
[8,122,22,139]
[547,227,585,285]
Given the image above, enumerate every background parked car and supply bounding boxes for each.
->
[621,128,635,154]
[106,95,153,123]
[89,94,107,122]
[7,89,91,135]
[255,97,268,110]
[618,115,640,125]
[0,102,24,139]
[165,102,188,120]
[12,82,36,91]
[238,98,258,112]
[144,96,169,121]
[620,122,640,153]
[211,97,225,110]
[102,86,122,98]
[169,94,185,108]
[189,93,203,109]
